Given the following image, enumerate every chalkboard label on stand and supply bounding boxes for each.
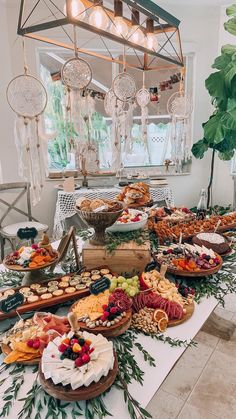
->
[17,227,38,240]
[0,293,24,314]
[90,277,111,295]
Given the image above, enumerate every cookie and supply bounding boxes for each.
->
[76,284,87,290]
[81,271,91,278]
[100,269,110,275]
[60,276,71,282]
[69,279,80,286]
[59,282,69,289]
[30,284,41,290]
[4,289,15,297]
[65,287,76,294]
[41,293,52,300]
[91,274,101,281]
[37,287,48,295]
[91,270,100,275]
[19,287,30,293]
[21,291,34,298]
[52,289,64,297]
[48,286,58,293]
[47,281,59,287]
[27,295,39,303]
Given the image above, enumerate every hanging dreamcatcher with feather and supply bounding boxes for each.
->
[6,40,49,205]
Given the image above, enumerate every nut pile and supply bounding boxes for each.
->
[131,308,158,334]
[82,311,127,329]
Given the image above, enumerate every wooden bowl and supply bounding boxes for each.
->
[71,303,132,338]
[3,251,59,272]
[168,300,195,327]
[39,352,118,401]
[156,254,223,278]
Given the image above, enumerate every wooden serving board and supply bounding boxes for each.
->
[3,252,59,272]
[156,255,223,278]
[39,352,118,401]
[0,279,90,321]
[1,343,40,365]
[71,306,132,338]
[168,301,195,327]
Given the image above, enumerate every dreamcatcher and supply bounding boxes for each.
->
[136,72,150,145]
[61,26,92,152]
[6,41,48,205]
[167,69,193,172]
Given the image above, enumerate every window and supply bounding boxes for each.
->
[39,50,193,174]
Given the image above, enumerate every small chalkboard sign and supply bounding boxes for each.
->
[0,292,24,314]
[90,277,111,295]
[17,227,38,240]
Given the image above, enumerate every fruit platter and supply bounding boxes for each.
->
[0,267,115,320]
[117,182,153,208]
[107,209,148,233]
[150,212,236,244]
[137,268,195,327]
[71,289,132,338]
[154,244,223,277]
[39,330,118,401]
[149,206,195,223]
[0,312,70,365]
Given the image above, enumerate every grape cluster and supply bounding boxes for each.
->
[110,275,140,297]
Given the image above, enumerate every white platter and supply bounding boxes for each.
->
[106,209,148,233]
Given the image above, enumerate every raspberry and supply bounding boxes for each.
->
[58,343,68,353]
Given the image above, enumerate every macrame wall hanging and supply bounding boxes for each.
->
[167,68,193,172]
[6,40,48,205]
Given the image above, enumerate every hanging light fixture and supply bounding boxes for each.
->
[110,0,128,38]
[145,18,158,52]
[89,0,109,30]
[64,0,86,20]
[129,9,145,46]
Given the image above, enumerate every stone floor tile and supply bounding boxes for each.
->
[223,293,236,313]
[146,389,184,419]
[195,330,219,349]
[214,306,235,320]
[177,403,220,419]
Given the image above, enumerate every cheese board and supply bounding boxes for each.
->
[168,300,195,327]
[1,343,41,365]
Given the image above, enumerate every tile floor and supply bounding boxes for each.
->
[146,293,236,419]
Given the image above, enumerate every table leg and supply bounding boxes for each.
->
[201,312,236,341]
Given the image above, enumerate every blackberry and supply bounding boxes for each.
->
[71,353,78,360]
[78,338,85,346]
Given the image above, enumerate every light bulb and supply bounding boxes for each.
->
[110,16,128,38]
[89,6,109,30]
[64,0,86,20]
[145,33,158,51]
[129,25,145,46]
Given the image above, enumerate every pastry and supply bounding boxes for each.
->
[81,272,91,278]
[91,274,101,281]
[37,287,48,295]
[27,295,39,303]
[69,279,80,286]
[59,282,69,289]
[60,276,71,283]
[76,284,87,290]
[41,293,53,300]
[4,289,15,297]
[65,287,76,294]
[30,284,40,290]
[48,286,59,293]
[52,289,64,297]
[91,270,100,275]
[100,269,110,275]
[48,281,59,287]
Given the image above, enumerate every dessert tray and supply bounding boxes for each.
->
[0,267,116,320]
[155,244,223,277]
[39,331,118,401]
[71,289,133,338]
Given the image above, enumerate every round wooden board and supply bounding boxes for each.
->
[71,304,132,338]
[156,254,223,278]
[3,252,59,272]
[39,352,118,401]
[1,343,40,365]
[168,300,195,327]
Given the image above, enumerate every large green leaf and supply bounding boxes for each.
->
[203,113,226,143]
[205,72,225,98]
[212,54,231,70]
[224,17,236,35]
[219,150,235,160]
[221,108,236,129]
[224,61,236,89]
[191,139,209,159]
[214,133,236,153]
[226,4,236,16]
[227,97,236,110]
[222,44,236,55]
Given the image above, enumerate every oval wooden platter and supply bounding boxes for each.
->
[71,304,132,338]
[1,343,41,365]
[39,352,118,402]
[3,252,59,272]
[168,300,195,327]
[156,255,223,278]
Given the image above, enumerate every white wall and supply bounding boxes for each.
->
[0,1,229,234]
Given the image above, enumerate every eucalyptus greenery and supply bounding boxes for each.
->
[192,4,236,205]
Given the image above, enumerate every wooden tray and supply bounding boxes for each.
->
[168,301,195,327]
[71,303,132,338]
[156,255,223,278]
[39,352,118,401]
[0,277,90,321]
[1,343,41,365]
[3,252,59,272]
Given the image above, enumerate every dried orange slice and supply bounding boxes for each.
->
[153,309,168,323]
[158,317,168,332]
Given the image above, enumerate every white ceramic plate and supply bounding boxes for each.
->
[107,209,148,233]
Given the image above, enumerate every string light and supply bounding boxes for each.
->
[89,1,109,30]
[64,0,86,20]
[110,1,128,38]
[129,9,145,46]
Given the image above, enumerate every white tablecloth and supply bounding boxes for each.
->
[0,236,220,419]
[53,186,174,238]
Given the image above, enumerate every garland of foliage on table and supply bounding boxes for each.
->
[0,232,236,418]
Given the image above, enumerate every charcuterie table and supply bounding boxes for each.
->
[53,186,174,239]
[0,230,235,419]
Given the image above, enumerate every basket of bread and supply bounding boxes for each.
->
[117,182,152,208]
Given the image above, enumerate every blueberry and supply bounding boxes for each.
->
[205,255,211,261]
[78,338,85,346]
[71,353,78,360]
[163,250,168,255]
[60,354,66,360]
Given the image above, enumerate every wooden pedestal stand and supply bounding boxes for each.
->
[82,239,151,275]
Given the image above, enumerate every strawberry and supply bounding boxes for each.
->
[75,357,83,367]
[82,354,90,364]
